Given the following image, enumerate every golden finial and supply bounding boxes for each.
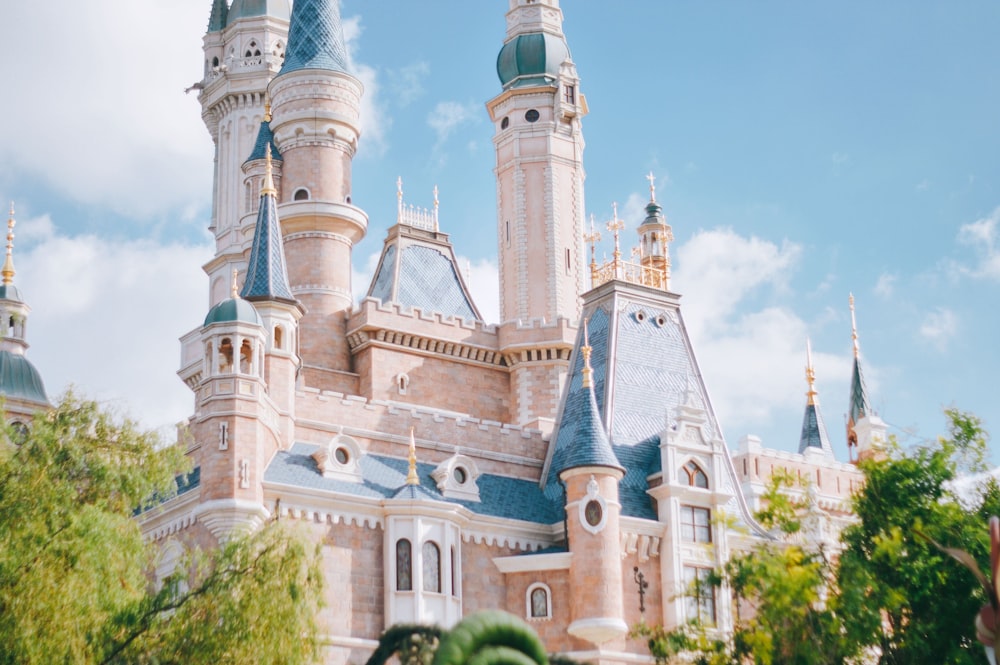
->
[646,171,657,202]
[805,338,818,406]
[607,202,624,264]
[433,185,439,210]
[2,202,15,286]
[583,214,601,269]
[231,268,239,298]
[263,93,272,123]
[581,318,594,389]
[261,144,277,196]
[849,293,860,359]
[406,426,419,485]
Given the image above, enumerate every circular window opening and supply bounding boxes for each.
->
[334,446,350,465]
[525,109,540,123]
[655,314,667,327]
[453,466,467,484]
[584,500,603,527]
[635,310,646,322]
[500,116,510,130]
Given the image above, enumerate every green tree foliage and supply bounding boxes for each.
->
[0,393,324,664]
[639,409,1000,664]
[837,409,1000,664]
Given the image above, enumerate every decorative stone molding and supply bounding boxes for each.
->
[431,453,481,502]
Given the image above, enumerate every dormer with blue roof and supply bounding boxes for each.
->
[0,204,48,412]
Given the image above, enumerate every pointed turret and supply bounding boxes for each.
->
[207,0,228,32]
[846,295,886,461]
[241,146,295,304]
[0,204,49,409]
[798,339,833,456]
[636,173,674,291]
[278,0,349,75]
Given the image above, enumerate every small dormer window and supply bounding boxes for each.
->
[563,85,575,105]
[313,434,363,482]
[431,454,481,502]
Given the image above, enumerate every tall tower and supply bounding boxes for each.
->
[268,0,367,384]
[197,0,291,305]
[487,0,587,325]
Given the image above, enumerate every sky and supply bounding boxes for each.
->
[1,1,998,462]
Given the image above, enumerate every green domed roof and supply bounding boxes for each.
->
[203,297,262,327]
[497,32,570,89]
[228,0,290,23]
[0,350,48,405]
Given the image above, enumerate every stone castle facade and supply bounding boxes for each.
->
[0,1,889,664]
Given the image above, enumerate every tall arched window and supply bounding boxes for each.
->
[396,539,412,591]
[526,583,552,619]
[681,460,709,489]
[422,541,441,593]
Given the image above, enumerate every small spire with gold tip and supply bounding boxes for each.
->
[406,427,419,485]
[850,293,860,359]
[231,268,240,299]
[581,318,594,389]
[584,214,601,270]
[805,338,818,406]
[3,203,16,286]
[607,202,624,265]
[262,144,277,196]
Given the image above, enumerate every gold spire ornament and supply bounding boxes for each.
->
[406,426,419,485]
[850,293,860,359]
[2,202,16,286]
[231,267,239,298]
[581,318,594,389]
[262,144,277,196]
[646,171,657,202]
[805,338,818,406]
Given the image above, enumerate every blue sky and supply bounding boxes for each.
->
[1,1,998,461]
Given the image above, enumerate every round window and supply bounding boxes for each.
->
[500,116,510,130]
[584,500,603,527]
[453,466,467,484]
[525,109,540,123]
[335,446,349,465]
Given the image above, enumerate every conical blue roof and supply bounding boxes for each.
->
[798,403,833,455]
[278,0,349,75]
[246,120,282,163]
[848,356,870,427]
[241,182,295,304]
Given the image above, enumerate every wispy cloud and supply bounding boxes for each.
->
[388,62,430,107]
[874,272,897,298]
[427,101,479,145]
[918,307,958,350]
[955,208,1000,279]
[343,15,389,157]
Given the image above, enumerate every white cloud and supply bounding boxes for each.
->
[919,307,958,350]
[874,272,897,298]
[343,15,389,157]
[956,209,1000,279]
[389,62,430,107]
[14,213,211,432]
[427,101,480,145]
[457,256,499,324]
[0,0,212,221]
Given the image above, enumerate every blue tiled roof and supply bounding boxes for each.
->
[551,378,622,477]
[207,0,228,32]
[246,121,282,163]
[798,403,833,455]
[240,189,296,303]
[0,283,24,303]
[848,357,870,424]
[0,350,48,405]
[228,0,289,23]
[278,0,349,75]
[266,443,563,524]
[368,243,480,322]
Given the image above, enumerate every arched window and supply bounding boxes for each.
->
[212,56,220,68]
[239,339,253,374]
[396,539,412,591]
[526,583,552,619]
[681,460,709,489]
[422,541,441,593]
[450,546,458,597]
[293,188,310,201]
[219,338,234,373]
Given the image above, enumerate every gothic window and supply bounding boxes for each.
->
[681,460,709,488]
[422,541,441,593]
[527,583,551,619]
[680,505,711,543]
[683,566,716,624]
[245,41,261,58]
[212,56,220,68]
[293,188,310,201]
[396,539,412,591]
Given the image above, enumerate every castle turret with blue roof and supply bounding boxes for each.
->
[846,295,887,460]
[798,339,834,456]
[0,204,48,415]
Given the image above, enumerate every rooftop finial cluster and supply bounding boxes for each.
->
[395,177,440,232]
[230,267,240,299]
[3,202,16,286]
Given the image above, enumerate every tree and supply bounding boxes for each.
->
[639,409,1000,665]
[836,409,1000,664]
[0,393,324,664]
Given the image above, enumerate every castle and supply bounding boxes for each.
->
[0,1,888,663]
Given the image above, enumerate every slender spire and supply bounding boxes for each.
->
[3,203,16,286]
[646,171,657,202]
[207,0,229,33]
[798,338,833,455]
[581,319,593,389]
[278,0,350,76]
[847,294,873,452]
[231,267,239,298]
[406,427,419,485]
[850,292,860,358]
[241,145,296,303]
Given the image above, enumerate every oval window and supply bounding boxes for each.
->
[584,500,603,527]
[525,109,540,123]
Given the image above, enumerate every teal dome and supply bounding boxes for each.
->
[0,350,48,405]
[203,297,263,327]
[228,0,290,23]
[497,32,570,89]
[0,283,24,303]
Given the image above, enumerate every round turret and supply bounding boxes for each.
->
[497,32,570,89]
[204,296,263,327]
[0,350,48,405]
[227,0,290,23]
